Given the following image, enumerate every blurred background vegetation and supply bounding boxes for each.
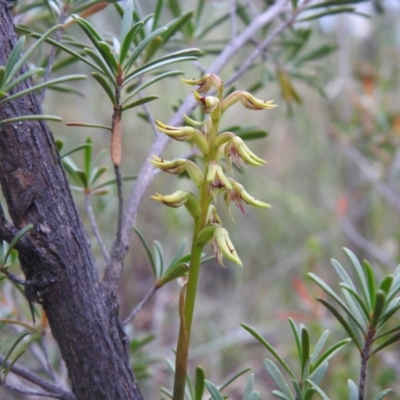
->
[2,0,400,398]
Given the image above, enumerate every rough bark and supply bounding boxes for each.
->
[0,3,143,399]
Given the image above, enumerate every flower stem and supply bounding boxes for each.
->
[173,184,210,400]
[358,327,374,400]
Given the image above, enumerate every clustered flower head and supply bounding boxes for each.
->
[150,74,277,267]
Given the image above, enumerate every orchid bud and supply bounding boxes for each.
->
[225,136,266,170]
[149,156,187,174]
[155,119,195,141]
[211,226,242,267]
[206,205,222,225]
[151,190,191,208]
[224,179,272,217]
[182,74,224,98]
[185,160,204,187]
[206,161,232,191]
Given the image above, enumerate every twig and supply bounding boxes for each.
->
[103,0,290,292]
[225,1,309,88]
[343,145,400,214]
[122,286,157,326]
[1,382,65,399]
[0,354,75,400]
[85,193,109,262]
[39,8,67,103]
[358,327,374,400]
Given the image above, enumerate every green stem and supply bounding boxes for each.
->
[173,184,210,400]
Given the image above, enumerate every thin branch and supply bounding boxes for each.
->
[1,382,65,399]
[85,193,109,262]
[122,286,157,326]
[343,145,400,214]
[103,0,290,292]
[0,354,75,400]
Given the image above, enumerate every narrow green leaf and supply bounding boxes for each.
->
[84,48,115,81]
[309,362,328,386]
[84,138,92,180]
[120,21,145,64]
[121,95,159,112]
[331,258,356,289]
[133,227,156,277]
[340,284,371,322]
[3,37,26,84]
[196,13,230,40]
[347,379,358,400]
[316,298,362,350]
[76,170,89,188]
[379,275,393,294]
[7,25,62,86]
[159,11,193,46]
[124,70,183,102]
[0,75,86,104]
[379,298,400,326]
[292,380,302,400]
[4,347,27,378]
[218,367,251,391]
[152,0,164,31]
[371,290,387,329]
[0,115,62,125]
[4,225,33,264]
[89,166,108,187]
[304,379,329,400]
[29,34,103,73]
[309,273,364,331]
[297,7,356,22]
[92,174,136,190]
[205,380,224,400]
[97,41,118,72]
[271,391,293,400]
[66,122,111,131]
[288,318,302,365]
[304,388,317,400]
[364,260,376,309]
[372,389,393,400]
[310,330,329,364]
[124,53,199,86]
[195,0,205,24]
[60,144,91,159]
[0,331,30,372]
[294,45,337,65]
[291,0,298,10]
[247,393,260,400]
[124,27,168,72]
[91,72,116,104]
[3,68,44,92]
[243,373,255,399]
[308,0,367,9]
[153,240,164,278]
[375,323,400,340]
[120,0,134,45]
[62,158,81,185]
[264,360,294,399]
[0,67,5,88]
[241,324,295,379]
[301,327,310,377]
[311,339,350,373]
[194,366,205,400]
[371,331,400,356]
[156,262,188,288]
[167,0,181,17]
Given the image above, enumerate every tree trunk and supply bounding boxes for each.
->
[0,3,143,399]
